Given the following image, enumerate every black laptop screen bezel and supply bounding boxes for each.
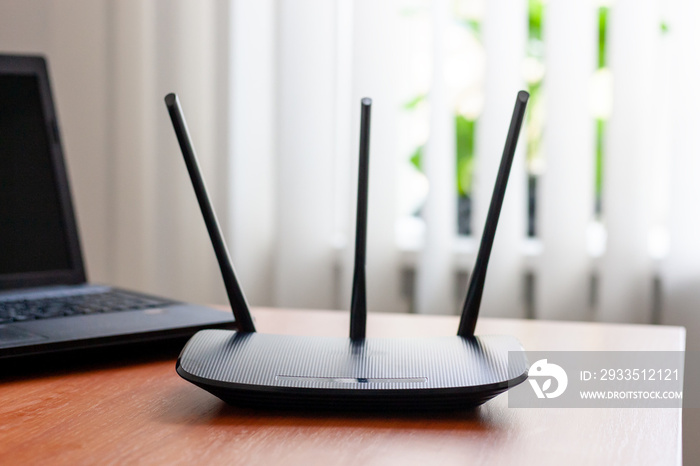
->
[0,54,86,290]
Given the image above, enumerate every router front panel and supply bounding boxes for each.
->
[177,330,528,410]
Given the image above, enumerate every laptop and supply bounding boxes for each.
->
[0,54,235,359]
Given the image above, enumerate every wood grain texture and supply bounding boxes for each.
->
[0,308,685,465]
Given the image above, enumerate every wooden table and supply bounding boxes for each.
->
[0,308,685,465]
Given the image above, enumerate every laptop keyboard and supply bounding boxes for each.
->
[0,290,175,324]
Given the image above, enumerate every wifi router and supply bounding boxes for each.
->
[165,91,530,411]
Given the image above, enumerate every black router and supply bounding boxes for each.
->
[165,91,530,411]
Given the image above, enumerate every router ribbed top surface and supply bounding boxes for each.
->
[179,330,527,391]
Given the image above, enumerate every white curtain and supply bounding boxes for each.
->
[663,0,700,351]
[0,0,263,307]
[537,0,594,321]
[3,0,700,347]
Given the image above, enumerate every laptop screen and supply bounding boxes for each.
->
[0,75,71,275]
[0,56,85,290]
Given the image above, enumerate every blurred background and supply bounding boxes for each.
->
[1,0,699,350]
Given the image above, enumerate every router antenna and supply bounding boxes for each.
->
[165,93,256,333]
[457,91,529,337]
[349,98,372,340]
